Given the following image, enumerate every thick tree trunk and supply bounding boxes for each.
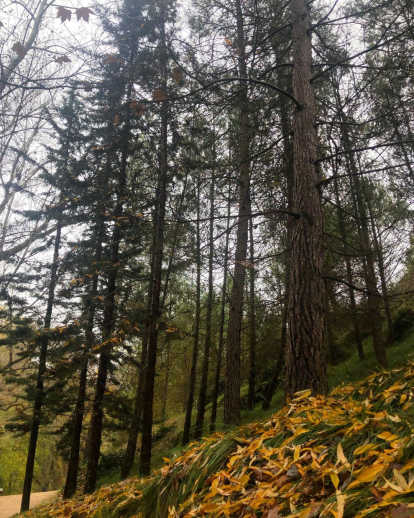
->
[247,218,257,411]
[139,20,168,474]
[21,218,62,512]
[210,185,231,432]
[182,178,201,445]
[285,0,328,396]
[194,172,215,439]
[224,0,251,426]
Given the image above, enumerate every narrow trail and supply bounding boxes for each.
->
[0,491,58,518]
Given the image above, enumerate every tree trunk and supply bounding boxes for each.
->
[285,0,328,396]
[194,172,215,439]
[64,166,108,497]
[247,218,257,411]
[367,196,394,347]
[83,59,133,492]
[139,19,168,474]
[338,122,387,367]
[182,177,201,445]
[332,175,365,360]
[210,184,231,432]
[224,0,251,426]
[21,217,62,512]
[262,54,294,410]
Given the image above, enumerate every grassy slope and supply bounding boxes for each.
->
[26,333,414,518]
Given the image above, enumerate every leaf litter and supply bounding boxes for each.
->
[28,361,414,517]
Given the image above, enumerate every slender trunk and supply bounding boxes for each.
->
[64,196,106,498]
[324,283,335,364]
[367,196,394,346]
[332,176,364,360]
[161,336,171,422]
[83,53,134,492]
[285,0,328,396]
[139,20,168,474]
[194,171,215,439]
[21,217,62,512]
[247,218,256,411]
[339,126,387,366]
[224,0,251,425]
[120,287,151,478]
[210,184,231,432]
[182,178,201,445]
[262,55,294,410]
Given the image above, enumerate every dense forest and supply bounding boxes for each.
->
[1,0,414,514]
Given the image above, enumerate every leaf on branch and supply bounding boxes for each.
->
[171,67,183,83]
[76,7,94,22]
[236,260,254,269]
[103,54,123,64]
[55,55,71,64]
[84,82,93,92]
[153,88,167,101]
[114,114,120,125]
[224,38,232,45]
[11,42,26,57]
[103,106,110,118]
[56,6,72,23]
[130,101,146,116]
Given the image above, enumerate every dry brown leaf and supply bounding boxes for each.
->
[172,67,183,83]
[76,7,94,22]
[11,42,26,57]
[56,6,72,22]
[153,88,167,101]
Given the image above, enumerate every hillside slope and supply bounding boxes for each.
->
[28,359,414,518]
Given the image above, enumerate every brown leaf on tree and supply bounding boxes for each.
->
[104,54,123,64]
[55,55,71,64]
[114,114,120,125]
[12,42,26,57]
[172,67,183,84]
[153,88,167,101]
[76,7,94,22]
[56,6,72,23]
[84,82,93,92]
[130,101,146,116]
[103,106,109,118]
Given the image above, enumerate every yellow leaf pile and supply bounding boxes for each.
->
[30,362,414,518]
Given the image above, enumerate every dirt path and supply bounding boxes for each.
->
[0,491,58,518]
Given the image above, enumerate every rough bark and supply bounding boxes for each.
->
[285,0,328,396]
[224,0,251,426]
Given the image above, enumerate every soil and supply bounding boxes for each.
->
[0,490,58,518]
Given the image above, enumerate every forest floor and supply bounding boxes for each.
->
[0,491,58,518]
[25,345,414,517]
